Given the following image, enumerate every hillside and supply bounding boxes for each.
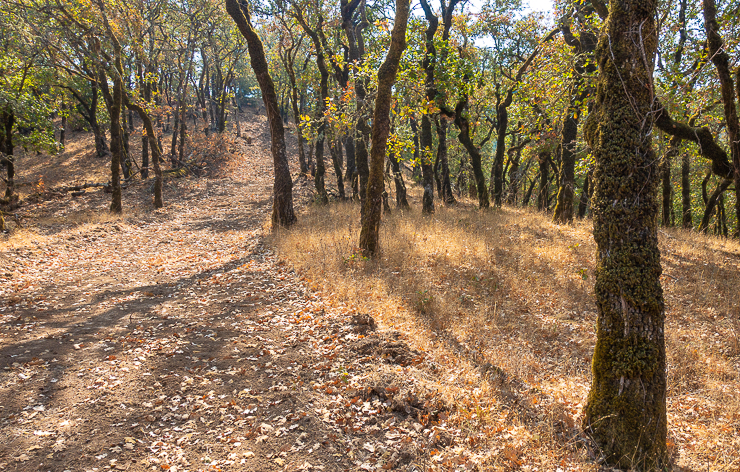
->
[1,116,739,471]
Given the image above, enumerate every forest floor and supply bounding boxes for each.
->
[1,112,740,472]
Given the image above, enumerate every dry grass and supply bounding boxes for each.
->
[271,187,740,470]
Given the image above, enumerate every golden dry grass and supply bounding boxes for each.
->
[271,188,740,470]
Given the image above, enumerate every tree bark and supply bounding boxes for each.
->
[699,178,732,233]
[703,0,740,237]
[125,97,163,208]
[330,139,345,200]
[661,136,680,226]
[453,97,490,208]
[536,150,550,212]
[681,151,692,228]
[577,167,592,218]
[294,9,329,205]
[226,0,296,228]
[389,148,409,208]
[582,0,667,467]
[358,0,410,256]
[436,118,455,204]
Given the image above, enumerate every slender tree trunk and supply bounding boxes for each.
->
[577,167,592,218]
[126,98,163,208]
[226,0,295,228]
[436,118,455,204]
[522,171,538,206]
[703,0,740,237]
[699,178,732,232]
[420,115,435,213]
[178,103,186,164]
[681,152,692,228]
[553,90,580,223]
[1,107,15,199]
[107,69,123,213]
[286,56,307,174]
[389,148,409,208]
[121,108,132,179]
[492,101,508,205]
[453,98,490,208]
[661,136,679,226]
[582,0,667,467]
[170,111,179,166]
[60,109,67,148]
[359,0,410,256]
[537,151,550,212]
[343,136,355,188]
[330,139,345,200]
[87,79,110,159]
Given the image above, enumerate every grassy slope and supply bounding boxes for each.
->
[272,186,740,470]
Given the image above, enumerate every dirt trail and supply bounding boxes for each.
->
[0,118,450,471]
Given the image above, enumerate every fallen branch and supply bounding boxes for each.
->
[53,182,110,193]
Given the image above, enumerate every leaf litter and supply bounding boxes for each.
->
[0,117,467,472]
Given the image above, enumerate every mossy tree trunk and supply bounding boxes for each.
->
[226,0,296,228]
[582,0,668,468]
[358,0,410,256]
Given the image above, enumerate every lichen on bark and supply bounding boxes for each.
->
[582,0,668,468]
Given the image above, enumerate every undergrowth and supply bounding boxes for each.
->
[271,190,740,470]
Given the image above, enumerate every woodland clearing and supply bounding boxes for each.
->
[1,114,739,472]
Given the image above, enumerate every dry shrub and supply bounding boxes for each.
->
[271,186,740,470]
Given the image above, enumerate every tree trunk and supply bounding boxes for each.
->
[226,0,295,228]
[330,139,345,200]
[170,111,179,166]
[286,55,307,174]
[522,171,538,206]
[178,103,186,164]
[1,107,15,199]
[107,69,123,213]
[141,133,149,179]
[436,118,455,204]
[681,151,692,228]
[453,98,490,208]
[661,136,679,226]
[121,108,132,179]
[703,0,740,237]
[389,148,409,208]
[420,114,435,213]
[491,101,508,205]
[358,0,410,256]
[125,97,163,208]
[294,10,330,204]
[553,92,580,223]
[60,112,67,148]
[699,178,732,233]
[582,0,667,467]
[577,167,592,218]
[536,151,550,212]
[343,135,356,191]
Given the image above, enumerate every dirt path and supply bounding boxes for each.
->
[0,119,452,472]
